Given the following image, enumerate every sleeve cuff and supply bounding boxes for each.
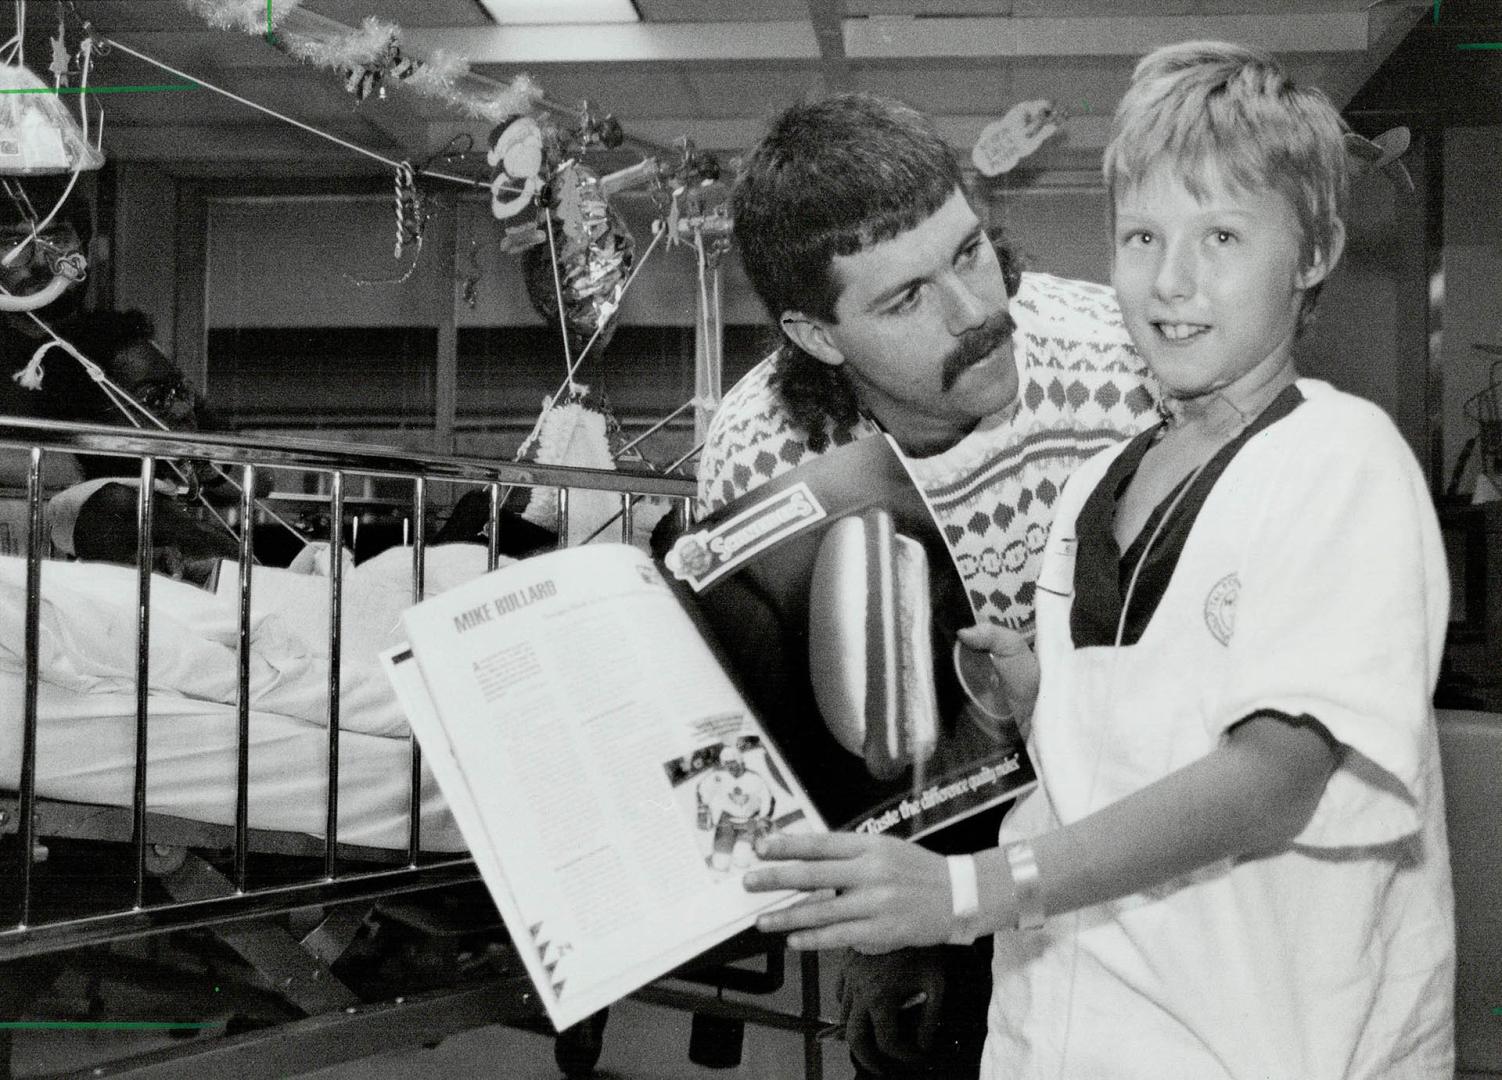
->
[1217,704,1424,849]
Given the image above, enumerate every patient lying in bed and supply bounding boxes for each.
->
[0,540,505,737]
[46,477,242,586]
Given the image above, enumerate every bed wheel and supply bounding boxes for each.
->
[553,1008,608,1078]
[689,1012,744,1068]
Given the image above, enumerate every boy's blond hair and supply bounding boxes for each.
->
[1103,41,1349,328]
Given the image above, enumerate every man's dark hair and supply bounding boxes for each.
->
[733,92,963,327]
[733,93,1021,450]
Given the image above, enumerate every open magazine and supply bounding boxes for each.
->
[382,434,1035,1032]
[663,433,1036,840]
[382,543,819,1032]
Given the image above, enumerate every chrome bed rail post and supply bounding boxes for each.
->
[133,457,157,909]
[486,482,500,571]
[408,475,426,867]
[17,448,44,928]
[234,464,256,892]
[620,491,634,543]
[325,470,345,879]
[555,485,569,549]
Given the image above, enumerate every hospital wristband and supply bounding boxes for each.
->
[946,855,981,945]
[1004,840,1045,931]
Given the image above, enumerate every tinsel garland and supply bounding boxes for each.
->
[183,0,305,34]
[180,0,543,121]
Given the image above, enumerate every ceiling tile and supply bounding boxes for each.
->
[680,64,831,119]
[634,0,810,21]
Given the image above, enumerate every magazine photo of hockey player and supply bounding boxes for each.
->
[664,737,805,875]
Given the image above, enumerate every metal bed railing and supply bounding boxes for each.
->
[0,416,698,955]
[0,416,832,1080]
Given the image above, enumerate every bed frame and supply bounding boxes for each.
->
[0,417,831,1080]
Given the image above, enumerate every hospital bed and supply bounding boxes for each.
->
[0,416,832,1080]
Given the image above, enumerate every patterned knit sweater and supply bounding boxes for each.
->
[696,272,1159,635]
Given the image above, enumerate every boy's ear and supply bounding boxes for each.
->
[780,312,845,368]
[1298,219,1347,290]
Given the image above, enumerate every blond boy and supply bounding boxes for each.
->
[747,41,1455,1080]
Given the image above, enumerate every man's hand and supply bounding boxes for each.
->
[837,947,947,1074]
[958,623,1039,731]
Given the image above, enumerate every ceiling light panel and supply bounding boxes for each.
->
[478,0,641,24]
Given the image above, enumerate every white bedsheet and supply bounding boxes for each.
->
[0,543,513,853]
[0,670,465,852]
[0,543,504,738]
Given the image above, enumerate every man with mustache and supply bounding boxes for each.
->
[695,93,1158,1080]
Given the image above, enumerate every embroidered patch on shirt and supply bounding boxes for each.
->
[1203,572,1239,645]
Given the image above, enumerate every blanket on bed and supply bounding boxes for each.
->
[0,543,504,737]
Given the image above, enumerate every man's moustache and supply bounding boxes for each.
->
[940,311,1015,391]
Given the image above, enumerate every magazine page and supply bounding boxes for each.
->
[386,543,824,1032]
[662,434,1036,843]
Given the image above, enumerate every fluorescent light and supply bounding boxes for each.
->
[478,0,641,24]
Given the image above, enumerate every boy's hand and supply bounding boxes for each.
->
[744,832,952,953]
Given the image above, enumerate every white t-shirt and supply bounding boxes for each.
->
[697,272,1158,634]
[986,379,1455,1080]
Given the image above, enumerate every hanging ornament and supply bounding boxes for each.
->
[339,28,417,101]
[49,15,72,88]
[972,100,1061,177]
[576,100,624,153]
[652,137,727,250]
[499,219,546,254]
[523,163,635,354]
[1345,126,1414,193]
[393,161,424,260]
[519,389,622,548]
[342,161,427,286]
[487,114,545,221]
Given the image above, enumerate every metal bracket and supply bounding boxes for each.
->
[158,854,360,1015]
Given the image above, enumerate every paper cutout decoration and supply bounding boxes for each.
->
[0,63,104,175]
[1344,126,1414,192]
[521,393,617,548]
[49,17,72,87]
[488,114,545,221]
[971,100,1061,177]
